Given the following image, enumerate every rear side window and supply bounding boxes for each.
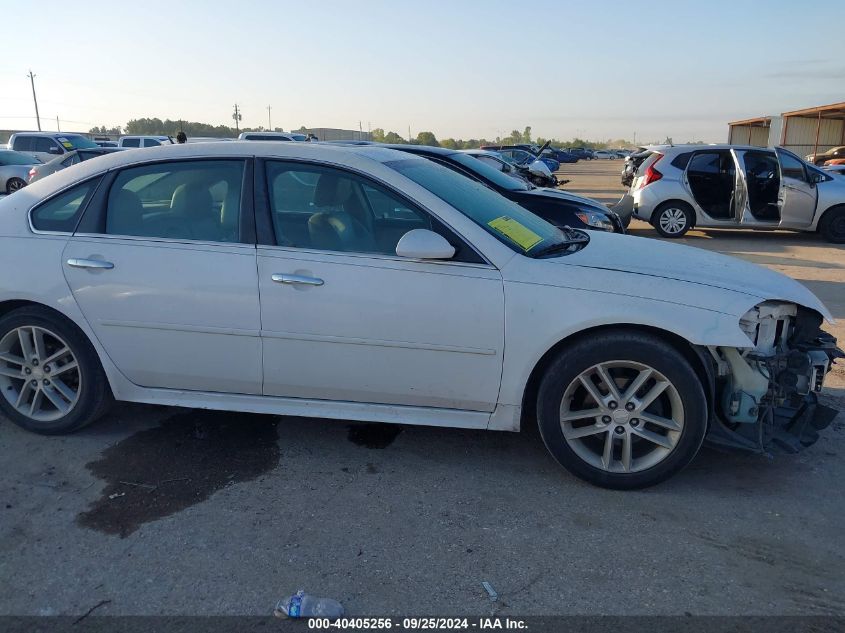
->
[12,136,35,151]
[144,138,162,147]
[30,179,98,233]
[670,152,692,170]
[122,138,141,148]
[688,153,720,174]
[105,160,244,242]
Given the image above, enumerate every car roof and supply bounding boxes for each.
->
[459,149,502,157]
[20,141,423,198]
[382,144,459,156]
[11,131,86,137]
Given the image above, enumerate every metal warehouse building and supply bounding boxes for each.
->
[728,101,845,160]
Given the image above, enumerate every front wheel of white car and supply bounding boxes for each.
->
[536,331,707,489]
[0,307,112,435]
[653,201,693,238]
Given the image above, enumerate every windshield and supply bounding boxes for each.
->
[0,150,37,165]
[447,152,530,192]
[385,157,579,255]
[58,135,99,150]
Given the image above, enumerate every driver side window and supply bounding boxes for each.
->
[778,152,806,181]
[264,162,482,263]
[265,162,432,255]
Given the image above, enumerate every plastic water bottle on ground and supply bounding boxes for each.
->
[275,590,345,618]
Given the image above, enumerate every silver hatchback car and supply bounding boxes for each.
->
[630,144,845,242]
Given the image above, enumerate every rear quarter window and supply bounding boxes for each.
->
[30,179,99,233]
[670,152,692,170]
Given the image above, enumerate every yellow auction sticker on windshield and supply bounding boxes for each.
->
[488,216,543,251]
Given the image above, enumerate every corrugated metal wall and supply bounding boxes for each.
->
[782,116,845,159]
[728,125,770,147]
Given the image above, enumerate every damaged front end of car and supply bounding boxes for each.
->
[705,301,843,454]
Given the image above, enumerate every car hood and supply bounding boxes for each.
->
[548,231,834,321]
[523,187,608,211]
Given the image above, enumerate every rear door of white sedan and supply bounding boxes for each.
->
[62,158,263,394]
[254,159,505,412]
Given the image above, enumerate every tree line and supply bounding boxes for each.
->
[90,118,309,138]
[91,119,684,149]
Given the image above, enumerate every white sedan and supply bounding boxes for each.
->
[0,143,839,488]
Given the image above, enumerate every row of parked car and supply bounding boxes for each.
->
[1,132,632,234]
[0,139,839,489]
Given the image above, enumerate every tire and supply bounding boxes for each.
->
[536,330,707,489]
[0,306,112,434]
[652,201,693,238]
[6,178,26,194]
[819,206,845,243]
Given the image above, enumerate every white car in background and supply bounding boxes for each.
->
[0,143,839,489]
[117,135,174,148]
[592,150,618,160]
[238,131,309,142]
[631,144,845,242]
[8,132,101,163]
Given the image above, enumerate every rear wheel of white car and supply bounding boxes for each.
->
[6,178,25,194]
[0,307,111,435]
[653,201,693,238]
[536,331,707,489]
[819,206,845,243]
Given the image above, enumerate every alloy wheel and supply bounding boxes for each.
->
[0,326,81,421]
[658,208,687,234]
[8,179,25,193]
[559,361,684,473]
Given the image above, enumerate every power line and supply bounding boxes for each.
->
[27,70,41,131]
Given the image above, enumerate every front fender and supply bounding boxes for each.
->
[498,279,757,408]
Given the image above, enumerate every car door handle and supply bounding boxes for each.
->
[271,273,324,286]
[66,258,114,270]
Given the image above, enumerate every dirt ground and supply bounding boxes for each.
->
[559,159,845,394]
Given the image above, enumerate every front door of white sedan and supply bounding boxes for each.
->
[255,160,505,413]
[62,159,264,394]
[776,148,818,228]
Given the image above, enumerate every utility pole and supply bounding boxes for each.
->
[267,105,272,131]
[232,103,242,133]
[27,70,41,131]
[56,116,60,131]
[408,125,412,143]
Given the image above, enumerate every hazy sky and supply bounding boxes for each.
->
[2,0,843,143]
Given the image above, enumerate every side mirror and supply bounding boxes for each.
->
[395,229,455,260]
[809,171,824,184]
[48,146,63,155]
